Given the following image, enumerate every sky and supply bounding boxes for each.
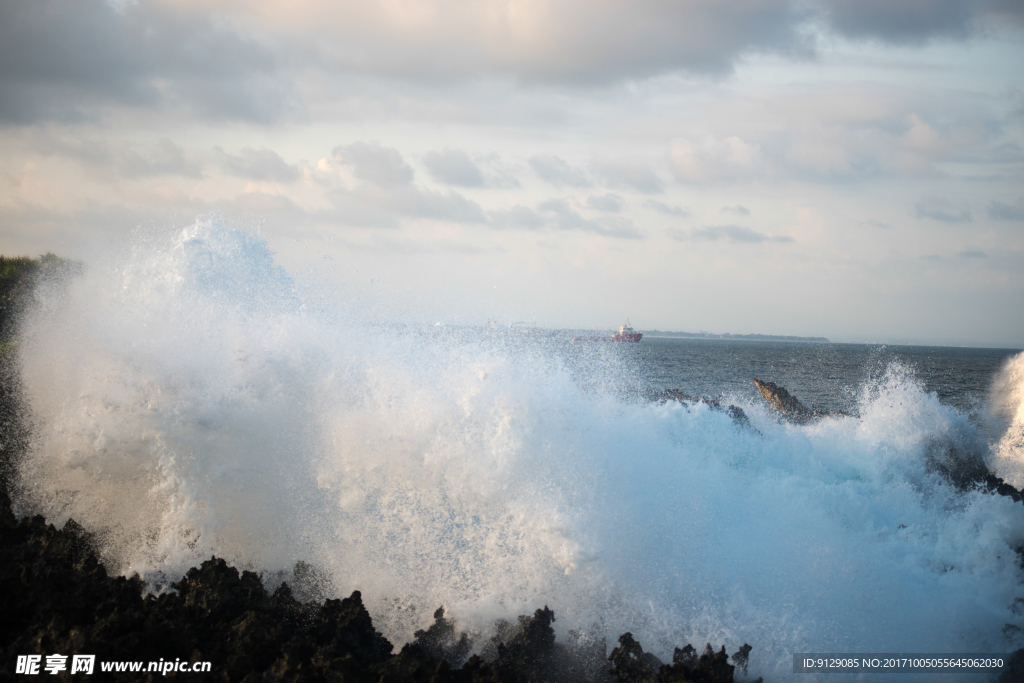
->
[1,0,1022,347]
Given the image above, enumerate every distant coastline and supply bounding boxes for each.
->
[643,330,831,343]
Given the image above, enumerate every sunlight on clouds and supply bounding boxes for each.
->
[785,206,826,244]
[903,114,943,153]
[154,0,806,80]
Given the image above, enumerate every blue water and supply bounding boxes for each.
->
[623,337,1017,413]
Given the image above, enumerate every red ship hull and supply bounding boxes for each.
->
[572,333,643,342]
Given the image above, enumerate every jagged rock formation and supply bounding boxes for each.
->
[0,501,774,683]
[752,379,1024,505]
[0,511,757,682]
[645,389,749,426]
[607,634,760,683]
[751,378,841,424]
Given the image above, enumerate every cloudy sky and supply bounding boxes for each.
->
[1,0,1022,346]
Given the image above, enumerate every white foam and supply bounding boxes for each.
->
[990,352,1024,489]
[13,220,1024,681]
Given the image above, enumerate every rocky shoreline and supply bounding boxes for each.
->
[0,508,754,682]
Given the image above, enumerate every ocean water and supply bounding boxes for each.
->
[11,220,1024,681]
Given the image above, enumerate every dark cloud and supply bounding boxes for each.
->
[988,199,1024,221]
[676,225,795,243]
[860,219,892,229]
[989,0,1024,24]
[721,205,751,215]
[273,1,1020,84]
[529,156,591,188]
[215,146,300,183]
[511,0,809,81]
[914,202,972,223]
[333,142,414,188]
[820,0,984,44]
[586,193,625,213]
[957,249,987,258]
[644,200,689,217]
[293,0,810,83]
[591,160,664,194]
[423,149,486,188]
[0,0,298,124]
[2,0,1017,130]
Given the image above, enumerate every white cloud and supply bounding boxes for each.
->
[2,2,1023,346]
[394,187,486,223]
[324,182,486,228]
[31,135,202,180]
[988,199,1024,221]
[666,83,1012,185]
[586,193,625,213]
[674,224,794,244]
[529,155,591,188]
[214,146,300,183]
[914,199,972,223]
[644,200,689,217]
[489,204,547,230]
[670,135,764,184]
[486,197,642,238]
[423,148,485,188]
[332,142,414,188]
[536,198,643,238]
[590,159,664,194]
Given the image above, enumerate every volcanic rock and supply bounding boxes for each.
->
[646,389,749,427]
[751,378,839,424]
[0,508,759,682]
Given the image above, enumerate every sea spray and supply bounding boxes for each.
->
[11,219,1024,681]
[990,352,1024,489]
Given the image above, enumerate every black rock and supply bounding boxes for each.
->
[752,378,843,424]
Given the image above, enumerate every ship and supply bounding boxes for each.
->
[573,319,643,342]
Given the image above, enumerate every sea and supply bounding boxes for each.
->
[11,219,1024,681]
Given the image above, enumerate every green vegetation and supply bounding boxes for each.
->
[0,256,41,302]
[0,253,80,358]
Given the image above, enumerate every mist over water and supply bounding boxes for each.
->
[12,220,1024,680]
